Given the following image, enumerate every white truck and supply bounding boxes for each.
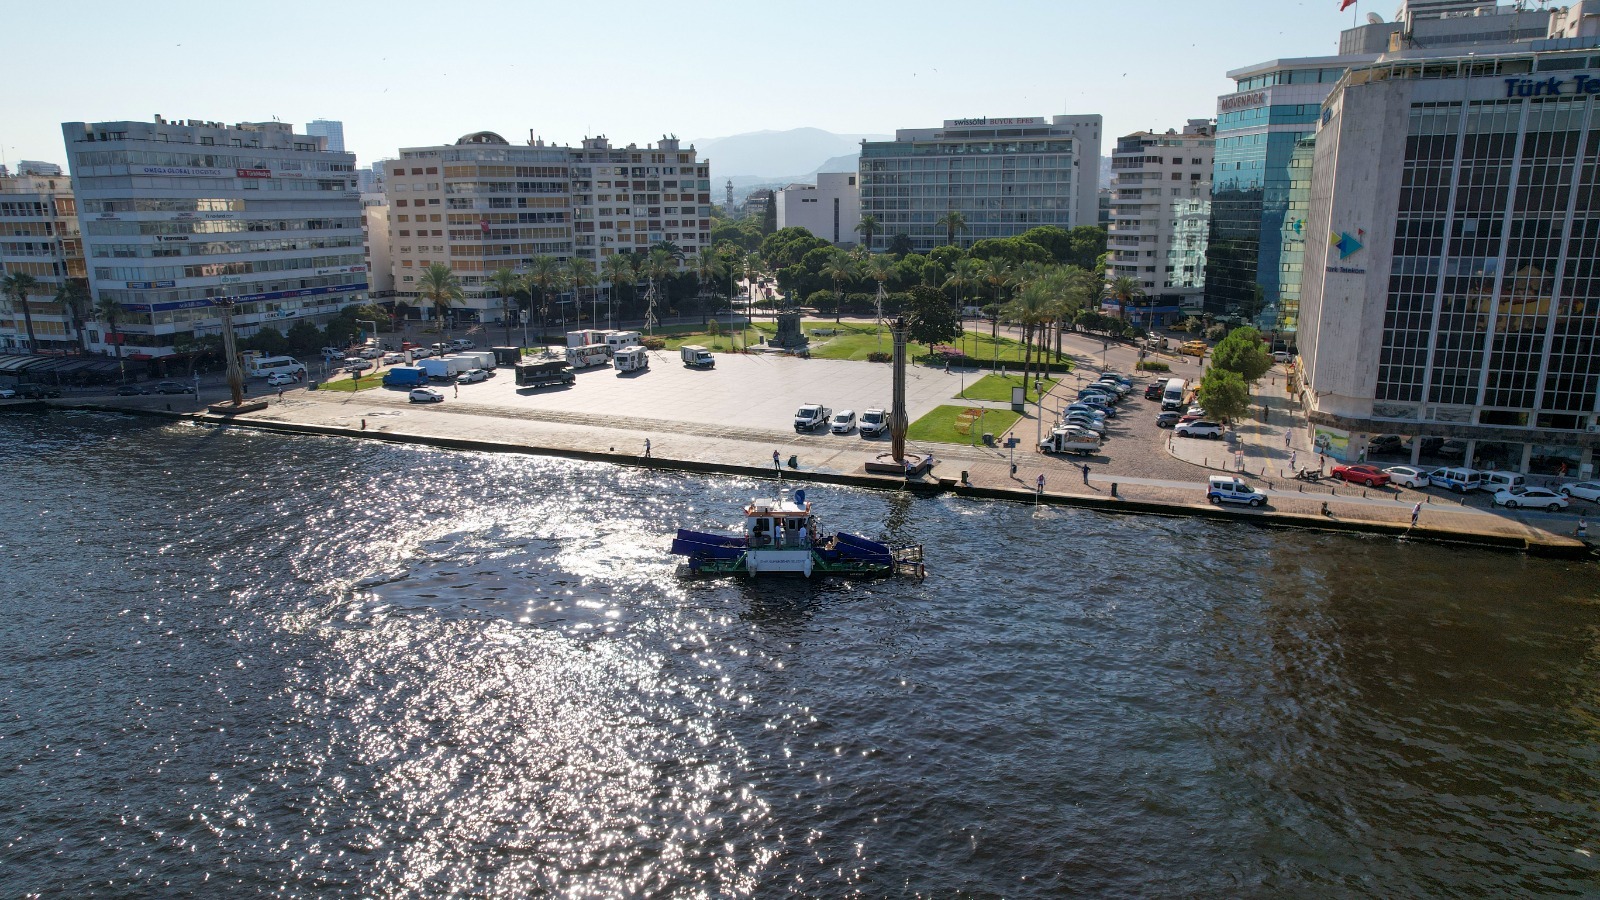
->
[679,345,714,368]
[565,343,610,369]
[794,403,831,432]
[439,355,475,376]
[1039,427,1102,456]
[417,357,453,381]
[566,329,607,348]
[613,345,650,372]
[465,350,496,371]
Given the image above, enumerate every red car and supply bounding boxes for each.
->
[1331,463,1391,487]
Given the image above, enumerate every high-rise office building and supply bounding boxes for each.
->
[1295,41,1600,476]
[776,173,861,246]
[385,130,709,324]
[858,114,1102,253]
[0,168,84,352]
[306,119,345,153]
[63,116,365,357]
[1106,120,1214,325]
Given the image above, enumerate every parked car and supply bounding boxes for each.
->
[1559,481,1600,502]
[459,368,487,383]
[1492,486,1569,511]
[1076,398,1117,417]
[1144,383,1165,400]
[0,388,15,399]
[410,347,435,360]
[381,352,406,365]
[1272,351,1292,364]
[1156,411,1182,428]
[1175,420,1224,439]
[830,410,857,434]
[408,387,444,403]
[449,339,474,351]
[154,381,193,394]
[1207,475,1265,508]
[858,408,887,437]
[1436,440,1469,460]
[345,359,373,373]
[1065,403,1109,420]
[1428,466,1483,493]
[1383,465,1431,489]
[1330,464,1391,487]
[15,384,61,398]
[115,384,149,396]
[266,372,298,387]
[1368,434,1405,455]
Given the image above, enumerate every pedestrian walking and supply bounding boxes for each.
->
[1359,445,1367,463]
[1080,462,1091,485]
[643,438,651,458]
[277,387,284,402]
[454,383,459,398]
[1037,473,1046,494]
[944,359,951,374]
[1411,502,1421,528]
[1577,516,1588,539]
[1289,450,1297,472]
[1284,431,1291,449]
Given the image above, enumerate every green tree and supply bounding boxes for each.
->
[566,257,596,327]
[1197,367,1251,423]
[903,285,961,348]
[524,255,565,333]
[54,278,92,353]
[758,227,830,270]
[1,271,41,352]
[943,257,984,306]
[817,249,856,324]
[935,210,969,248]
[416,262,464,337]
[601,252,637,326]
[95,292,127,380]
[1018,225,1073,262]
[285,319,324,354]
[484,267,523,346]
[968,237,1051,267]
[1003,272,1058,398]
[1065,225,1108,270]
[760,196,777,235]
[693,248,725,325]
[854,214,879,252]
[1107,275,1143,321]
[1211,325,1273,383]
[886,233,914,256]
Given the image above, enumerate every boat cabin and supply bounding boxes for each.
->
[744,493,817,549]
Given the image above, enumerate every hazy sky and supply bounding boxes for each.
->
[4,0,1364,170]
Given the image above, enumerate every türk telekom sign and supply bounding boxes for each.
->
[236,168,272,178]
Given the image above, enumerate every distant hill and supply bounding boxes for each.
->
[690,127,887,180]
[808,153,859,177]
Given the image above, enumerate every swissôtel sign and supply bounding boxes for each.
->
[943,116,1046,127]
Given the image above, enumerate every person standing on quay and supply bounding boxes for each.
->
[1080,462,1091,485]
[1411,502,1421,528]
[644,438,651,458]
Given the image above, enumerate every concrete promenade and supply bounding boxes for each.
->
[22,331,1592,558]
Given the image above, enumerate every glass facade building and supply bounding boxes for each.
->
[1205,60,1361,318]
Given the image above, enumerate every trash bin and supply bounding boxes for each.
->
[982,432,995,446]
[308,381,319,390]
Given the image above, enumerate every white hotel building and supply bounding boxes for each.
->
[859,115,1102,253]
[1296,35,1600,476]
[63,116,365,358]
[1105,119,1214,324]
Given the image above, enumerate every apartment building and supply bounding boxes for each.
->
[0,168,85,351]
[859,114,1102,253]
[386,131,710,324]
[62,116,365,358]
[776,172,861,246]
[1105,120,1214,324]
[305,119,346,153]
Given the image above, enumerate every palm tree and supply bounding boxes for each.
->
[644,248,676,320]
[943,257,983,306]
[601,253,636,328]
[854,214,879,252]
[694,247,724,326]
[55,279,92,353]
[1003,274,1056,400]
[817,249,856,324]
[1107,275,1143,322]
[95,292,127,382]
[483,267,523,347]
[524,255,565,336]
[565,257,596,328]
[1,271,41,352]
[979,258,1014,353]
[416,263,464,340]
[652,240,685,263]
[935,209,969,248]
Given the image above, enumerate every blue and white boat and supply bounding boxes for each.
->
[671,488,924,578]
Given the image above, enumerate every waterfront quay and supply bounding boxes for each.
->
[40,340,1591,559]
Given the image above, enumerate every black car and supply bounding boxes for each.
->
[1368,434,1404,454]
[1144,383,1164,400]
[116,384,149,396]
[154,381,193,395]
[15,384,61,399]
[1156,411,1182,428]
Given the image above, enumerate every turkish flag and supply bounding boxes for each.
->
[479,219,489,233]
[1340,0,1355,9]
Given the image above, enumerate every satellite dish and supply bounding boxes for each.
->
[1367,11,1384,23]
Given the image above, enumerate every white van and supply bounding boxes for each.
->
[1427,466,1483,493]
[1161,377,1188,411]
[1207,476,1264,508]
[1481,471,1526,493]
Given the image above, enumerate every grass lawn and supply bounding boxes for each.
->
[654,328,763,353]
[743,319,1067,367]
[956,373,1058,403]
[907,404,1023,446]
[316,375,383,393]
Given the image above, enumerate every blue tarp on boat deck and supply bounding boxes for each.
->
[671,528,745,561]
